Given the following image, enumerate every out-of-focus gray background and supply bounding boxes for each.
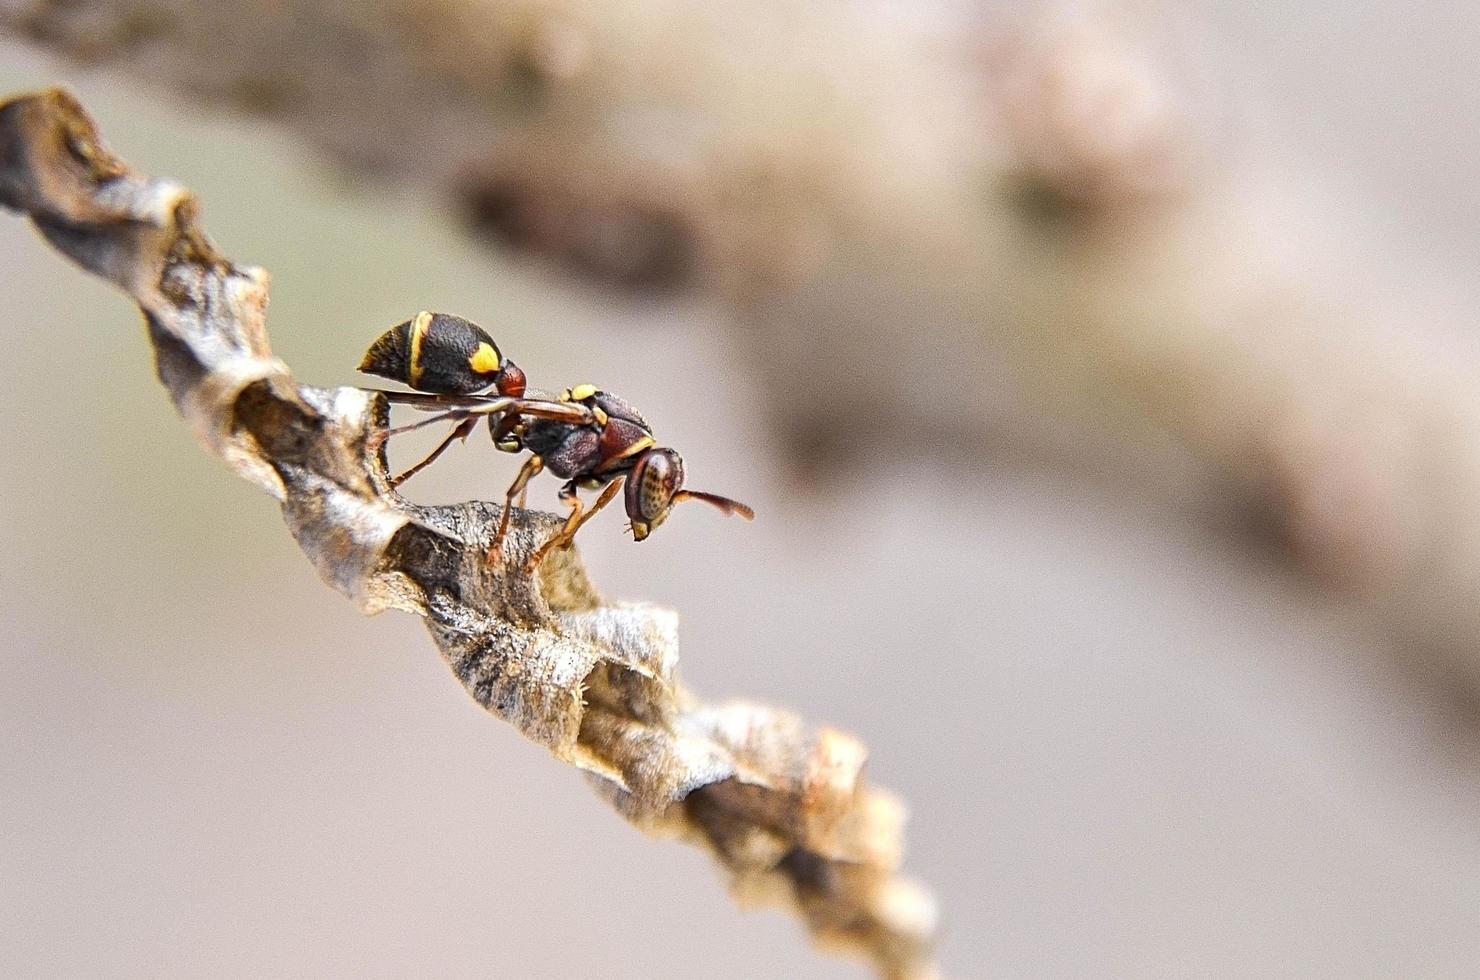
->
[3,2,1480,976]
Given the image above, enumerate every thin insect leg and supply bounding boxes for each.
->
[566,478,623,539]
[390,417,478,488]
[490,413,523,452]
[487,454,544,564]
[525,482,586,573]
[550,481,586,541]
[526,478,624,573]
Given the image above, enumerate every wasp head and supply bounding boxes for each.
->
[625,448,754,541]
[626,448,683,541]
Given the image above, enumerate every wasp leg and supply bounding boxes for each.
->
[490,412,524,453]
[525,477,624,574]
[390,417,479,488]
[494,404,529,510]
[487,454,544,564]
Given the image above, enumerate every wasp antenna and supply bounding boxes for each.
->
[673,490,755,521]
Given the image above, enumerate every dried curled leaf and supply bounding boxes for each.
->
[0,87,939,979]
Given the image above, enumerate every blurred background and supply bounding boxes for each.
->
[3,1,1480,976]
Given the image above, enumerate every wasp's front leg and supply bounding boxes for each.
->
[524,478,624,574]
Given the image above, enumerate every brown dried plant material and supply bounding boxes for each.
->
[0,87,939,980]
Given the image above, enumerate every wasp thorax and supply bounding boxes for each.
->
[626,448,685,541]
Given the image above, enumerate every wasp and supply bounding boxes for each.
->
[360,313,754,570]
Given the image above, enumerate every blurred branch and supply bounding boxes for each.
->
[0,87,938,980]
[9,3,1479,669]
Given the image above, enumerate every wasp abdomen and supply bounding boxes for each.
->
[359,311,507,395]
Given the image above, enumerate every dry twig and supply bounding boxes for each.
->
[0,87,938,980]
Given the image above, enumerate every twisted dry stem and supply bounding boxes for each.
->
[0,87,939,979]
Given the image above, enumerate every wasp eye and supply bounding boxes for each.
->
[625,449,685,533]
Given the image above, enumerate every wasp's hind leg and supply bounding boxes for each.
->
[390,417,479,488]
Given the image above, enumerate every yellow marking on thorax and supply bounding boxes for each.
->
[613,434,655,461]
[593,435,653,474]
[569,383,598,401]
[468,341,501,374]
[408,310,432,385]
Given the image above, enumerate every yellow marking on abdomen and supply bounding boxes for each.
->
[408,310,432,385]
[468,341,501,375]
